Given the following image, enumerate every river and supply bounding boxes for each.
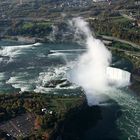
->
[0,40,139,140]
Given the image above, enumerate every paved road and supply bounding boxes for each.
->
[100,35,140,51]
[107,46,140,56]
[120,13,135,20]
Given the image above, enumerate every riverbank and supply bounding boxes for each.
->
[0,35,76,44]
[130,67,140,95]
[1,34,140,96]
[0,92,108,140]
[0,36,38,44]
[0,39,139,140]
[100,35,140,95]
[0,92,86,140]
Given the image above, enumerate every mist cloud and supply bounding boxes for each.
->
[68,17,112,105]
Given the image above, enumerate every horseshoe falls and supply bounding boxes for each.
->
[107,67,131,87]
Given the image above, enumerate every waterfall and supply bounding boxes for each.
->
[107,67,131,87]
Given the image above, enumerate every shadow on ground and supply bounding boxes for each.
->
[53,99,122,140]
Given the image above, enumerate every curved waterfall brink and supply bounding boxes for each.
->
[107,67,131,87]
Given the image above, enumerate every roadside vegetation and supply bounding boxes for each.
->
[8,21,53,37]
[112,41,140,52]
[90,15,140,45]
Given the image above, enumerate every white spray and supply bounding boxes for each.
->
[69,17,112,105]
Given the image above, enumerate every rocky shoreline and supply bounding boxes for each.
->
[130,68,140,95]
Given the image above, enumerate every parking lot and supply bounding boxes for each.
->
[0,113,35,138]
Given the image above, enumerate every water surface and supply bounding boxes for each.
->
[0,40,139,140]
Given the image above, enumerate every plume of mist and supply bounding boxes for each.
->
[47,25,58,42]
[68,17,112,105]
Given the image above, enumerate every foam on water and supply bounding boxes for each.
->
[6,72,37,92]
[48,52,66,57]
[34,86,51,93]
[33,43,42,46]
[0,43,41,60]
[0,72,6,81]
[50,49,86,52]
[0,58,3,63]
[107,88,140,140]
[0,41,81,93]
[0,40,139,139]
[34,62,77,93]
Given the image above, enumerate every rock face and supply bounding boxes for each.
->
[44,79,72,88]
[53,104,102,140]
[131,68,140,82]
[59,81,72,88]
[130,68,140,95]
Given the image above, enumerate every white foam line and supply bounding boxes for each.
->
[0,72,6,81]
[50,49,86,52]
[0,42,41,58]
[48,52,65,56]
[34,86,51,93]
